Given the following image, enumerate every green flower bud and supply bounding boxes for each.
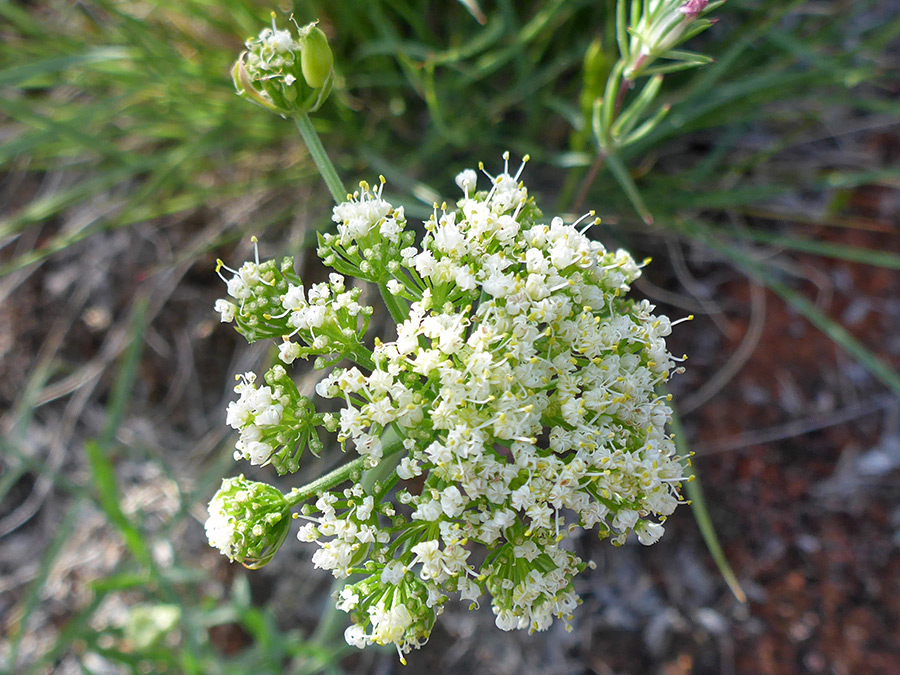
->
[205,475,291,568]
[300,25,334,89]
[233,15,333,117]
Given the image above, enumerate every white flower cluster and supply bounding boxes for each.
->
[319,177,416,285]
[306,156,686,654]
[211,155,688,660]
[225,365,325,474]
[216,250,373,361]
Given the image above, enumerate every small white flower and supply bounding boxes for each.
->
[215,299,237,322]
[278,340,301,364]
[344,624,368,649]
[636,521,665,546]
[455,168,478,193]
[381,560,406,585]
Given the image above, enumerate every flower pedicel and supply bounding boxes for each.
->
[207,154,691,661]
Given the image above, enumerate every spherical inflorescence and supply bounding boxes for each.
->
[210,155,688,660]
[205,475,292,569]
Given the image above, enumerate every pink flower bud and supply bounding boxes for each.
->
[679,0,709,19]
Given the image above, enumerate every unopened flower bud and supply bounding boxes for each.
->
[679,0,709,19]
[623,0,716,79]
[205,475,291,568]
[300,24,334,89]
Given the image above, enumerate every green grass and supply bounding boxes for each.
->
[2,0,898,670]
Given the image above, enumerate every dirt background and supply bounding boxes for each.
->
[2,93,899,675]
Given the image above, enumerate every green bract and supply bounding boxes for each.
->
[300,25,335,89]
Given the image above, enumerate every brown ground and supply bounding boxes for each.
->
[1,141,899,675]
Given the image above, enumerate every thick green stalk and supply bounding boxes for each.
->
[285,431,405,507]
[294,113,346,204]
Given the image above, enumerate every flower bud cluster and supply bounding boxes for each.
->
[623,0,715,78]
[205,475,291,569]
[318,177,417,284]
[232,16,334,116]
[227,365,325,474]
[209,155,689,660]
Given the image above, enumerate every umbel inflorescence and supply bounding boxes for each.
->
[208,156,689,661]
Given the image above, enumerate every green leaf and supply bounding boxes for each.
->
[616,0,629,60]
[604,152,653,224]
[611,74,663,141]
[622,103,670,145]
[639,60,711,76]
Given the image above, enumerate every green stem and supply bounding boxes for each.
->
[378,282,410,323]
[285,431,406,507]
[294,113,346,204]
[293,114,409,326]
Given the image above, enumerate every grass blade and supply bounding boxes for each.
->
[693,224,900,396]
[670,408,747,603]
[84,296,155,570]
